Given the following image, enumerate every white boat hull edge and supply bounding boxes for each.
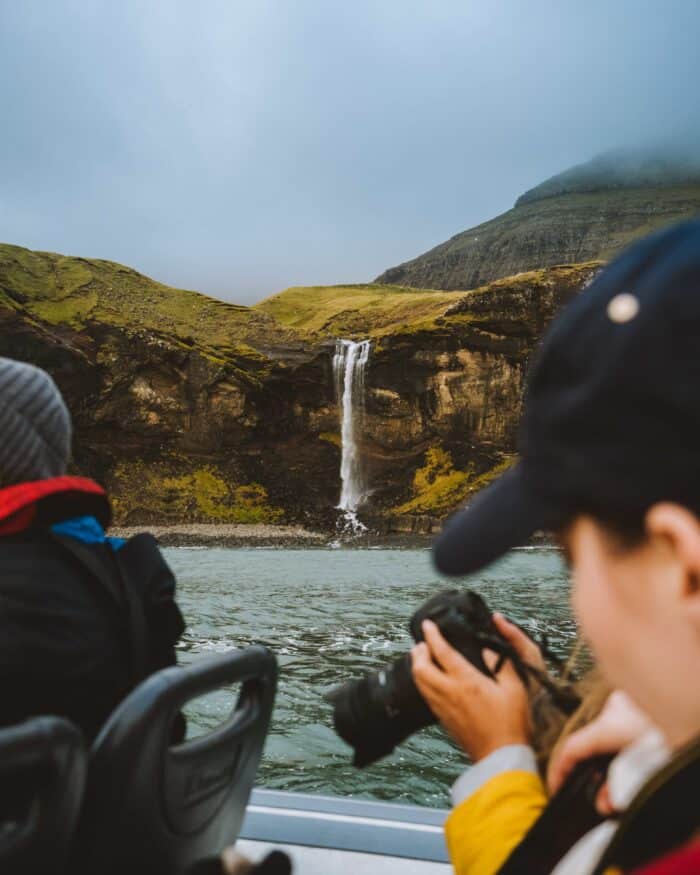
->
[237,839,451,874]
[238,789,451,873]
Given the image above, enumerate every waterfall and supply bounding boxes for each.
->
[333,339,371,530]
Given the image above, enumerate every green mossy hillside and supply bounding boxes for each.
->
[255,283,458,338]
[0,242,601,357]
[0,243,294,366]
[391,447,514,516]
[109,463,284,525]
[255,263,600,342]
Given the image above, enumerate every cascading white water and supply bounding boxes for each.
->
[333,339,371,531]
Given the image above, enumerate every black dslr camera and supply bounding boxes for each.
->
[327,589,578,767]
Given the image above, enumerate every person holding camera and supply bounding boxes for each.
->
[411,220,700,874]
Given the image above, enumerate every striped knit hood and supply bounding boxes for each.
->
[0,357,72,487]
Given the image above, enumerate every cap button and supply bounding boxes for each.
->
[607,293,640,324]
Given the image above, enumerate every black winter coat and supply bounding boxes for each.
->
[0,530,184,743]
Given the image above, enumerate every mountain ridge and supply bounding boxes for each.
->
[376,148,700,291]
[517,146,700,205]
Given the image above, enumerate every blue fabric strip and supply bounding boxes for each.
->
[51,515,126,551]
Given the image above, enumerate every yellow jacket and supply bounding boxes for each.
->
[443,733,668,875]
[445,769,548,875]
[444,770,629,875]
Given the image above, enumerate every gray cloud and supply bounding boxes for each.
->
[1,0,699,303]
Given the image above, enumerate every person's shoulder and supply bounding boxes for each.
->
[118,532,169,576]
[119,532,174,582]
[0,530,68,576]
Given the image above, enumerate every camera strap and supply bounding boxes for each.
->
[497,755,611,875]
[479,632,581,715]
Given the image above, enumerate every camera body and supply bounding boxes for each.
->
[410,588,500,673]
[328,589,521,767]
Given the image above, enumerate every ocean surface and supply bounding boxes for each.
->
[166,545,572,808]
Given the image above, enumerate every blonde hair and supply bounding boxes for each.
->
[530,640,611,775]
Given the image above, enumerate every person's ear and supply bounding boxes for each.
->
[645,504,700,603]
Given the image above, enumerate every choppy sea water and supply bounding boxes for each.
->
[166,545,572,808]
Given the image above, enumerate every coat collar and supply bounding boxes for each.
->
[0,476,111,536]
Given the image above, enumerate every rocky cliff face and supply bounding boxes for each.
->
[357,264,599,530]
[259,262,599,530]
[2,307,351,528]
[0,243,599,530]
[377,151,700,292]
[0,244,343,527]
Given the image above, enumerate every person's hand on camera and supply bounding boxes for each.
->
[547,690,653,813]
[492,612,546,671]
[411,619,531,762]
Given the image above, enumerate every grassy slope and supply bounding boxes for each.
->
[255,264,600,340]
[0,243,602,354]
[255,282,461,338]
[0,243,295,364]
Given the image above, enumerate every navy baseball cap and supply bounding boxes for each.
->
[433,219,700,576]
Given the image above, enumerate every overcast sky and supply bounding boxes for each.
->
[1,1,699,303]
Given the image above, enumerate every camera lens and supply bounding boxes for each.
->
[327,653,435,767]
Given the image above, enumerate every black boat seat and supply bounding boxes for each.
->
[0,716,86,875]
[72,645,277,875]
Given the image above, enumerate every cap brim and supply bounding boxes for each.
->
[432,463,567,577]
